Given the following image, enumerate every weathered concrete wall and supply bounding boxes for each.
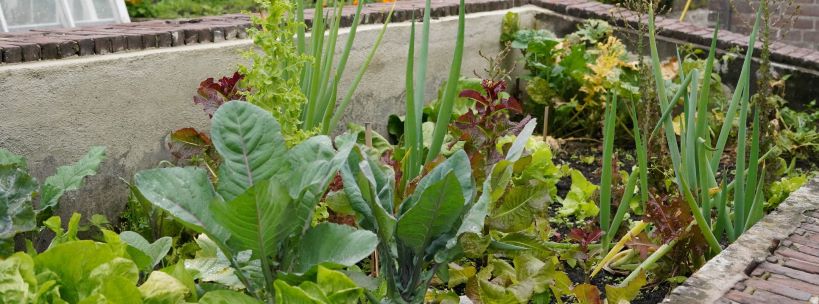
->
[0,7,542,222]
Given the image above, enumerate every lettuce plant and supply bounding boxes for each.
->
[0,212,257,303]
[0,146,106,255]
[134,101,378,302]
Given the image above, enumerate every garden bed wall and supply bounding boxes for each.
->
[0,5,538,223]
[662,176,819,303]
[1,0,818,243]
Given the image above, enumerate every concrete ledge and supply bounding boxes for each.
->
[663,177,819,303]
[0,6,539,225]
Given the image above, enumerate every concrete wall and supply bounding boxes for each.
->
[0,7,542,222]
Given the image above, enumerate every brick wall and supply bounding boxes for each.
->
[710,0,819,51]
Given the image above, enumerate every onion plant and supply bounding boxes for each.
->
[401,0,466,184]
[598,7,766,283]
[646,5,764,254]
[296,0,395,134]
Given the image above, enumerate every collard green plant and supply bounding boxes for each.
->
[340,119,539,303]
[0,146,106,255]
[134,101,377,302]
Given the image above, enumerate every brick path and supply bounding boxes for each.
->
[719,211,819,304]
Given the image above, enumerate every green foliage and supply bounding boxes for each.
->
[558,170,599,220]
[775,103,819,160]
[514,19,639,137]
[766,174,809,211]
[500,12,519,45]
[238,0,394,143]
[135,101,376,302]
[240,0,311,145]
[126,0,259,19]
[0,146,106,255]
[473,254,572,303]
[273,266,364,304]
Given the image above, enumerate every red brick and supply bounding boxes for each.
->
[743,278,813,300]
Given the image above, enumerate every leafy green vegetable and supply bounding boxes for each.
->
[558,170,599,220]
[135,102,376,301]
[0,147,106,254]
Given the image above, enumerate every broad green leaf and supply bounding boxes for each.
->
[211,179,293,261]
[161,262,197,302]
[40,146,106,212]
[34,241,121,302]
[396,172,466,254]
[211,101,287,201]
[89,275,142,304]
[283,135,355,236]
[0,252,37,303]
[488,186,550,233]
[315,266,362,304]
[324,191,354,216]
[139,271,189,304]
[558,170,599,219]
[340,147,396,242]
[0,148,25,168]
[184,235,242,289]
[293,223,378,274]
[0,165,37,239]
[134,167,227,242]
[477,279,518,304]
[605,271,646,304]
[199,290,260,304]
[120,231,172,269]
[274,280,316,304]
[400,150,474,214]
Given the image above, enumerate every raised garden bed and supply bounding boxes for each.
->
[0,0,817,303]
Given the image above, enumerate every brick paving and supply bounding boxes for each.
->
[718,210,819,304]
[2,0,819,72]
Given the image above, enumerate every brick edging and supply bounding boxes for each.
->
[2,0,819,72]
[0,0,525,64]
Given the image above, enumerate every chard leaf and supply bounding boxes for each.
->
[40,146,106,212]
[211,101,287,201]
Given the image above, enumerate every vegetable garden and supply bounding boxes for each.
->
[1,0,817,303]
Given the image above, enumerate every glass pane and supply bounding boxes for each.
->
[69,0,115,24]
[0,0,61,30]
